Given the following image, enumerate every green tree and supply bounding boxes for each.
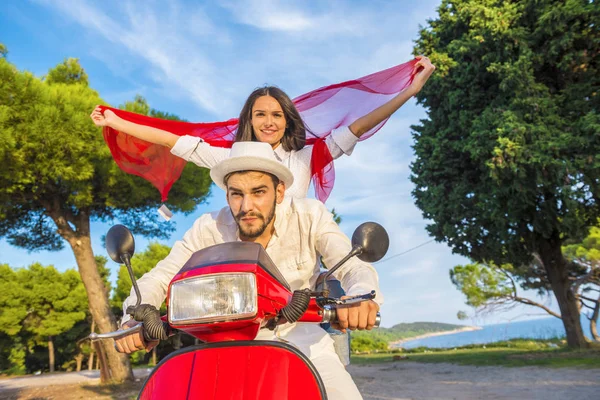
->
[0,51,213,380]
[331,208,342,225]
[451,235,600,341]
[451,226,600,342]
[562,225,599,340]
[112,242,172,310]
[112,242,179,366]
[457,311,469,321]
[45,58,89,86]
[411,0,599,348]
[0,263,88,372]
[350,335,388,353]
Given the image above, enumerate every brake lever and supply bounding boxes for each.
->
[317,290,376,306]
[332,290,376,305]
[80,322,143,343]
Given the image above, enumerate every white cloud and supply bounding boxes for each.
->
[11,0,556,327]
[220,0,313,32]
[36,0,237,116]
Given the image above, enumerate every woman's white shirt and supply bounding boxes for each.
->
[170,126,360,199]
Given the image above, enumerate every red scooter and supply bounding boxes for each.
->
[87,222,388,400]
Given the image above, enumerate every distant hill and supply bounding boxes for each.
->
[387,322,466,336]
[351,321,471,351]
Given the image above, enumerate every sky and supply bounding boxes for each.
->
[0,0,561,327]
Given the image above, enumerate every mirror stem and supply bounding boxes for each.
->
[322,245,363,296]
[121,253,142,307]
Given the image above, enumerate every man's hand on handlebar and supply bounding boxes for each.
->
[115,320,159,354]
[333,297,379,333]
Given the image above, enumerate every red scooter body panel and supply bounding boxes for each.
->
[139,341,326,400]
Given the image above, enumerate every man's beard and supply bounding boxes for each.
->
[233,199,277,239]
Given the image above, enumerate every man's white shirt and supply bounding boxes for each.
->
[122,197,383,326]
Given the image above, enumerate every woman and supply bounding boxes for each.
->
[91,56,435,201]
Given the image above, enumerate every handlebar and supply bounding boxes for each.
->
[84,291,381,343]
[321,309,381,328]
[319,290,381,327]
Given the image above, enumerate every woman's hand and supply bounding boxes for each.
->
[348,55,436,137]
[90,106,118,128]
[409,55,436,96]
[89,106,178,148]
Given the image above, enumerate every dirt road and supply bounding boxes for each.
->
[1,362,598,399]
[349,362,600,400]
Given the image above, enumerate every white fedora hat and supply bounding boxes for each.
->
[210,142,294,191]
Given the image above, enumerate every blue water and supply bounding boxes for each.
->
[399,317,595,349]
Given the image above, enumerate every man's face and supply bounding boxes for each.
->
[226,171,284,240]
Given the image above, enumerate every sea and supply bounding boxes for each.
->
[398,316,595,349]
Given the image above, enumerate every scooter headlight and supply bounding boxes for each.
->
[168,273,257,325]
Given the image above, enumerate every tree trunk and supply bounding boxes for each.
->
[152,347,157,366]
[46,208,133,382]
[590,292,600,342]
[95,341,110,383]
[591,318,599,342]
[538,237,589,348]
[55,213,133,383]
[173,332,182,350]
[75,353,84,372]
[48,209,132,382]
[88,320,95,370]
[48,336,55,373]
[70,234,133,382]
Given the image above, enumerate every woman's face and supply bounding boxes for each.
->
[251,95,287,148]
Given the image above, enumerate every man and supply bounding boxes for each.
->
[116,141,382,399]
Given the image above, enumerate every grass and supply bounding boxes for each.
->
[351,338,600,368]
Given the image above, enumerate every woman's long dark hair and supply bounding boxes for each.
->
[236,86,307,151]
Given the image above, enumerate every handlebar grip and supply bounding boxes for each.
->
[127,304,169,341]
[322,309,381,328]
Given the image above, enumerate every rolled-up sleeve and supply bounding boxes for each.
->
[325,126,360,159]
[170,136,230,169]
[313,202,383,305]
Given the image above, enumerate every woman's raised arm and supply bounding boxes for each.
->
[348,55,435,137]
[90,106,179,148]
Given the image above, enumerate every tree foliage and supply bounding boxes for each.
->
[112,242,172,311]
[411,0,599,347]
[0,263,89,373]
[0,55,212,249]
[451,222,600,340]
[45,58,89,86]
[0,47,213,380]
[412,0,599,264]
[563,225,600,267]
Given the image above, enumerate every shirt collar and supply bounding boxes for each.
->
[272,197,291,238]
[273,144,288,161]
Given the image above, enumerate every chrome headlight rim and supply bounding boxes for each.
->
[168,272,258,326]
